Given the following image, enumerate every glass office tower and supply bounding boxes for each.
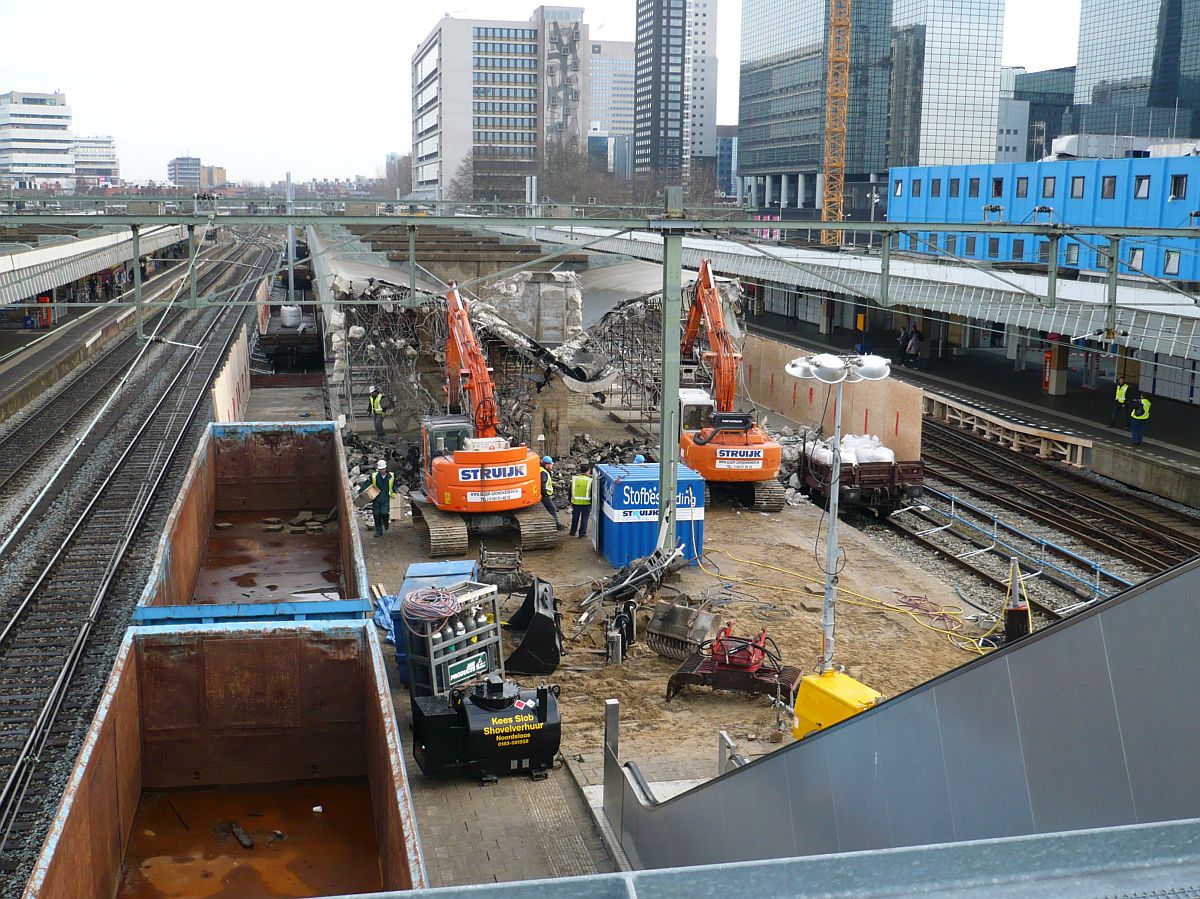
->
[738,0,891,212]
[888,0,1004,167]
[1068,0,1200,139]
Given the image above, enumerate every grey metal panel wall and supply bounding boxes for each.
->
[604,558,1200,869]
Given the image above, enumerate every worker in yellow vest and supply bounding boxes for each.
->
[540,456,563,530]
[1109,376,1129,429]
[569,462,593,540]
[1129,392,1151,446]
[368,386,387,437]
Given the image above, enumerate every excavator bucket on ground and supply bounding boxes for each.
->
[645,599,721,661]
[504,577,563,675]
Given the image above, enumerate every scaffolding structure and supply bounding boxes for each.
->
[590,291,663,430]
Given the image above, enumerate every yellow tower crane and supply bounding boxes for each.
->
[821,0,852,247]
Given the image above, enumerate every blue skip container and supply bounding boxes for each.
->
[594,463,705,567]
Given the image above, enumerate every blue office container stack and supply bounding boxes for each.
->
[594,463,705,567]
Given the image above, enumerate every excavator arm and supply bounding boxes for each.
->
[445,283,499,438]
[681,259,741,413]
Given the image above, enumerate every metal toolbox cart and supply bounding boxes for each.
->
[403,581,504,698]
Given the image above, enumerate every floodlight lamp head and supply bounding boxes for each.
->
[855,354,892,381]
[810,353,848,384]
[784,356,817,380]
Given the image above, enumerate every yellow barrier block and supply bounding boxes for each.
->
[793,670,882,739]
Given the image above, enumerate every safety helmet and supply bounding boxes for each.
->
[377,459,387,470]
[633,454,646,463]
[541,455,553,465]
[369,385,378,393]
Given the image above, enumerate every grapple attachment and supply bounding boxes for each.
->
[665,623,803,705]
[645,599,721,661]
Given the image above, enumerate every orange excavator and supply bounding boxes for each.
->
[412,283,559,556]
[678,260,785,512]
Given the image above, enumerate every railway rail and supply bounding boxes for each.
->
[922,420,1200,568]
[0,234,275,884]
[0,254,243,527]
[881,417,1200,624]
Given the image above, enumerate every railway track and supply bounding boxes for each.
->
[879,417,1200,624]
[922,420,1200,570]
[0,256,240,525]
[0,235,275,884]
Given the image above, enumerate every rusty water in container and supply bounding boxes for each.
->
[193,510,342,604]
[117,779,381,899]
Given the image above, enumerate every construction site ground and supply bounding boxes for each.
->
[248,384,973,887]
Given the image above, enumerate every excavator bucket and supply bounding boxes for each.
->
[504,577,564,675]
[645,599,721,661]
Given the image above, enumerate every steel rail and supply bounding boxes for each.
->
[0,240,273,860]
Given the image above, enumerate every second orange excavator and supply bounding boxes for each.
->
[678,260,785,512]
[412,283,560,556]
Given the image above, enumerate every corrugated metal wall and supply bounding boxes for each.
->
[604,558,1200,869]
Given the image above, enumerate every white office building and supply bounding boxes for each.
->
[411,6,592,203]
[588,40,635,135]
[74,136,120,187]
[0,91,75,190]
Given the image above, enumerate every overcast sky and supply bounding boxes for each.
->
[0,0,1080,184]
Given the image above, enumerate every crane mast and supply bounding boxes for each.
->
[821,0,851,247]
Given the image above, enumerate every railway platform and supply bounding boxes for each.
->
[747,312,1200,500]
[0,261,198,423]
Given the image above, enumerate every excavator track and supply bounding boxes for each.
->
[412,502,470,557]
[513,506,561,551]
[751,479,787,512]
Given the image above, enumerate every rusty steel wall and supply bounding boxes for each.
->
[138,629,367,788]
[333,430,371,601]
[212,423,338,512]
[24,636,143,899]
[363,627,427,890]
[138,433,216,608]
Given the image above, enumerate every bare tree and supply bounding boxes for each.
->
[446,153,473,202]
[540,141,630,206]
[385,152,413,198]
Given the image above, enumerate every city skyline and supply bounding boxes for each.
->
[0,0,1081,183]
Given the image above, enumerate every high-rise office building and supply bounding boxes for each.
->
[73,136,119,188]
[739,0,891,213]
[1067,0,1200,139]
[588,40,635,135]
[715,124,738,197]
[686,0,718,162]
[996,66,1030,164]
[1014,66,1075,160]
[0,91,75,190]
[888,0,1004,168]
[411,7,590,202]
[168,156,201,190]
[634,0,690,186]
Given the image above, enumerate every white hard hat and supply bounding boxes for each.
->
[369,385,378,393]
[377,459,387,470]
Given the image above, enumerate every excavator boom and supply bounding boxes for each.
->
[679,260,784,511]
[445,283,499,437]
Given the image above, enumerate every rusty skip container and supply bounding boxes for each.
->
[133,421,371,625]
[23,620,427,898]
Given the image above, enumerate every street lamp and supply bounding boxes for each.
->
[785,352,891,672]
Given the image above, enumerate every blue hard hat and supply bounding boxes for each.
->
[633,454,646,463]
[542,455,553,464]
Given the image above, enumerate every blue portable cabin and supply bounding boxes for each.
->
[594,463,705,567]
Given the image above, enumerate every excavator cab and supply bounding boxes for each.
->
[422,415,474,468]
[680,388,716,433]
